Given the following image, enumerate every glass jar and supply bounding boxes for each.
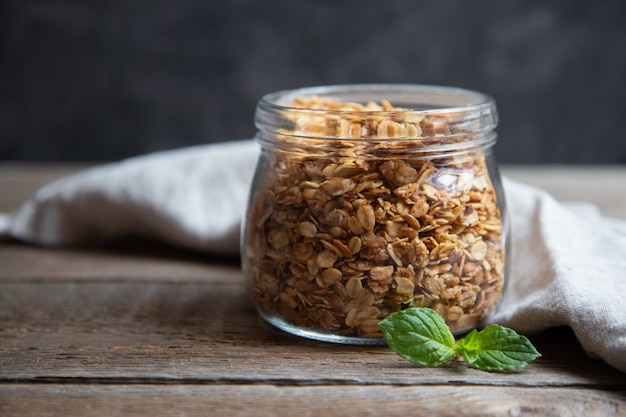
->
[242,84,507,344]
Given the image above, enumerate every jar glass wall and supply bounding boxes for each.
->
[242,84,507,344]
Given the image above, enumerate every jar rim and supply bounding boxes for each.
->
[259,83,496,116]
[255,84,498,145]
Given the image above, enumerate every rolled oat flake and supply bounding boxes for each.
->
[242,84,508,344]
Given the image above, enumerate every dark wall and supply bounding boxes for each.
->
[1,1,625,163]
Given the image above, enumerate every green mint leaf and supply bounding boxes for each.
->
[378,308,455,367]
[455,324,541,372]
[454,329,481,363]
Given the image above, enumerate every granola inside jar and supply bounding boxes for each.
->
[242,84,508,344]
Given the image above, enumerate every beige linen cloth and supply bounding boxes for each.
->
[1,140,625,372]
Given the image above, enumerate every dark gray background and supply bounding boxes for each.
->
[1,1,625,163]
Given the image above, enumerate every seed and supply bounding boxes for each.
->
[299,221,317,238]
[345,277,364,298]
[349,236,362,255]
[317,250,338,268]
[356,204,376,231]
[321,178,356,196]
[470,240,488,261]
[317,268,343,288]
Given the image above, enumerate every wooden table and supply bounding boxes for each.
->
[1,164,625,416]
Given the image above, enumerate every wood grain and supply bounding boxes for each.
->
[0,385,624,417]
[1,164,625,417]
[1,243,624,388]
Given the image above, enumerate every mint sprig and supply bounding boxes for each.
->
[377,307,456,367]
[378,308,541,372]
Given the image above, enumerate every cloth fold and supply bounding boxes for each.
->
[1,140,259,255]
[1,140,624,372]
[491,180,626,372]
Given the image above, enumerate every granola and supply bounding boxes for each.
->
[244,96,505,338]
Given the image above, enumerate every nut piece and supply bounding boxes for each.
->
[244,96,505,338]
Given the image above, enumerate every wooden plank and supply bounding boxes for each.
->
[501,165,626,220]
[0,241,240,282]
[1,276,623,387]
[0,163,92,212]
[0,384,624,417]
[0,164,625,416]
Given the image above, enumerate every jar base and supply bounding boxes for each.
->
[259,311,387,345]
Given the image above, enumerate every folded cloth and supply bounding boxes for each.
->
[0,140,259,255]
[1,139,625,372]
[491,181,626,373]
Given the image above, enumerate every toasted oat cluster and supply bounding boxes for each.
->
[244,97,505,338]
